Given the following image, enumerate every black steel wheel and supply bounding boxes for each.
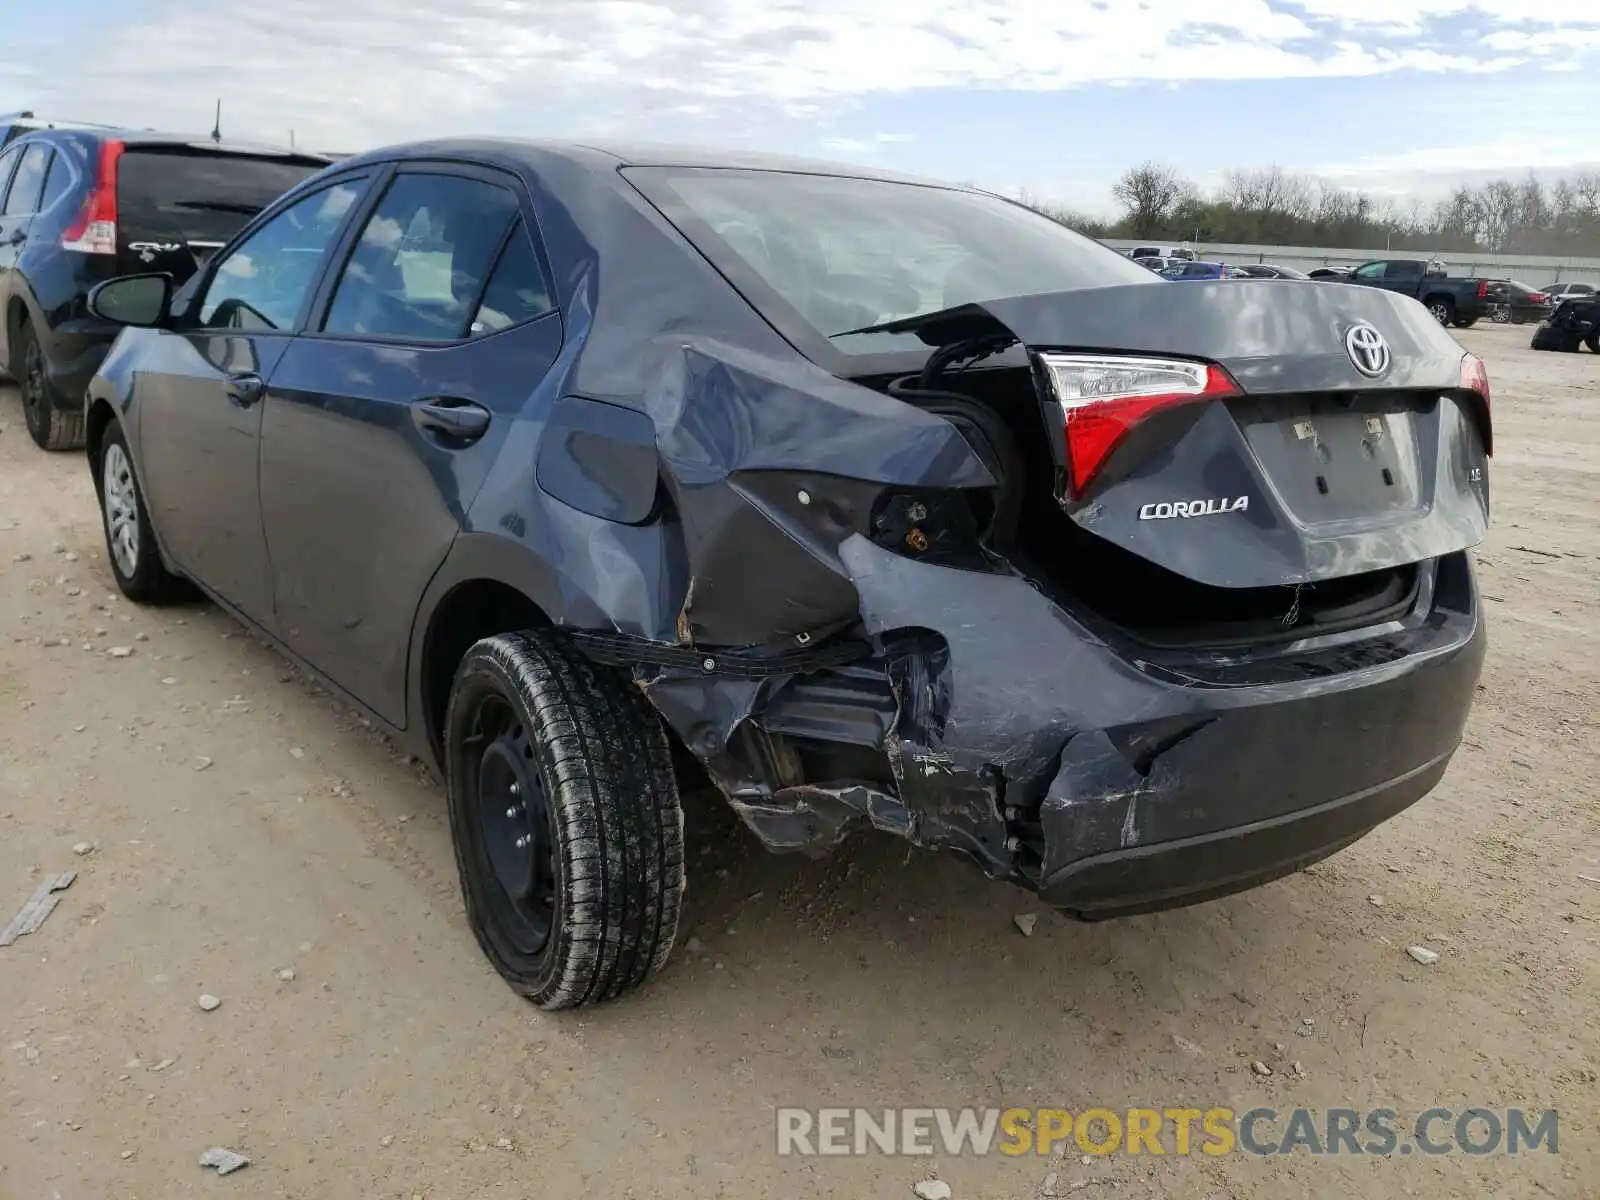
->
[15,320,85,451]
[445,630,684,1009]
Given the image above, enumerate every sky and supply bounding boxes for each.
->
[2,0,1597,216]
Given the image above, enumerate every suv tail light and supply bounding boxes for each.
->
[61,138,124,256]
[1527,292,1546,304]
[1035,353,1241,499]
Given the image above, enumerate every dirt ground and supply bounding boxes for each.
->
[1,323,1596,1200]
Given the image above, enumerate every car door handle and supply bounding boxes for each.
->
[411,398,491,443]
[226,373,265,408]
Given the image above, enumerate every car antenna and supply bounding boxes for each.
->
[210,98,222,145]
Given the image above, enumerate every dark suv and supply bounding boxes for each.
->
[0,127,327,449]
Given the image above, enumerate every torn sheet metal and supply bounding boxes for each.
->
[0,872,76,947]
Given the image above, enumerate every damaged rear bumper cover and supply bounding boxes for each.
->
[635,536,1485,919]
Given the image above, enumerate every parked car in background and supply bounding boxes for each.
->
[1341,258,1507,328]
[1161,260,1248,280]
[1132,255,1176,273]
[1542,282,1595,303]
[1128,244,1197,262]
[1235,263,1310,280]
[0,126,327,449]
[1,110,123,148]
[1308,266,1352,280]
[1493,281,1552,325]
[79,138,1491,1009]
[1531,295,1600,353]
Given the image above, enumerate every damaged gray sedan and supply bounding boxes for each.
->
[82,140,1491,1008]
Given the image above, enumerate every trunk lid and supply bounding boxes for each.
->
[115,145,327,279]
[878,280,1491,590]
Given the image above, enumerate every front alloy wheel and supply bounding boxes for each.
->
[102,443,141,581]
[94,421,190,604]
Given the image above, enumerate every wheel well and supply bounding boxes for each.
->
[421,579,551,761]
[85,399,117,474]
[4,298,27,371]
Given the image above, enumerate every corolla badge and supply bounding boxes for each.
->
[1345,323,1391,377]
[1139,496,1250,520]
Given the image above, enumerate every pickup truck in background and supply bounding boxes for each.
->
[1339,258,1507,329]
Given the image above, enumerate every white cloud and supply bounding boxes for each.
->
[1,0,1596,155]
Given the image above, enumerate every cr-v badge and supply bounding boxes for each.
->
[1139,496,1250,520]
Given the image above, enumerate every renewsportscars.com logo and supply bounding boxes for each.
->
[775,1106,1559,1158]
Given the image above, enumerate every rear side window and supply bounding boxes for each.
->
[198,177,366,331]
[470,221,554,336]
[1386,260,1423,281]
[2,143,50,215]
[119,150,327,249]
[0,146,20,204]
[322,172,522,341]
[38,149,74,212]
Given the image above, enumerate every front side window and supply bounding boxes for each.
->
[2,143,50,216]
[626,167,1155,357]
[1353,262,1387,280]
[198,177,366,331]
[322,172,522,341]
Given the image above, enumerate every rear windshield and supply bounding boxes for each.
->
[625,167,1154,357]
[118,149,326,246]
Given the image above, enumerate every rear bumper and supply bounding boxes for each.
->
[839,538,1485,915]
[1038,710,1466,918]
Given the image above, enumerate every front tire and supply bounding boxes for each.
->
[1451,317,1478,329]
[15,319,85,451]
[1427,298,1454,327]
[95,422,191,603]
[445,631,684,1010]
[1587,330,1599,354]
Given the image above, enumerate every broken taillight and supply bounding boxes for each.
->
[61,138,123,256]
[1034,353,1241,499]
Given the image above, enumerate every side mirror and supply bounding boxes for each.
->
[87,273,173,328]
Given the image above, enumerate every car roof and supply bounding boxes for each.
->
[8,124,325,161]
[328,136,963,189]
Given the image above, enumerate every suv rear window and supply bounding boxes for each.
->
[118,149,327,248]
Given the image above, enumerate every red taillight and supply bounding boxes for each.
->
[61,138,123,256]
[1528,292,1546,304]
[1034,353,1241,498]
[1476,280,1490,299]
[1459,352,1492,457]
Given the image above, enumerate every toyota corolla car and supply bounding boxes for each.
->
[81,139,1491,1009]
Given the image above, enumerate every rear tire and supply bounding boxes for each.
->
[445,631,684,1010]
[1426,298,1454,327]
[15,319,85,452]
[94,421,192,604]
[1587,331,1600,354]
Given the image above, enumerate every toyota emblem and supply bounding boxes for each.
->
[1345,323,1391,378]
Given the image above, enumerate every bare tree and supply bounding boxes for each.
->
[1111,162,1192,237]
